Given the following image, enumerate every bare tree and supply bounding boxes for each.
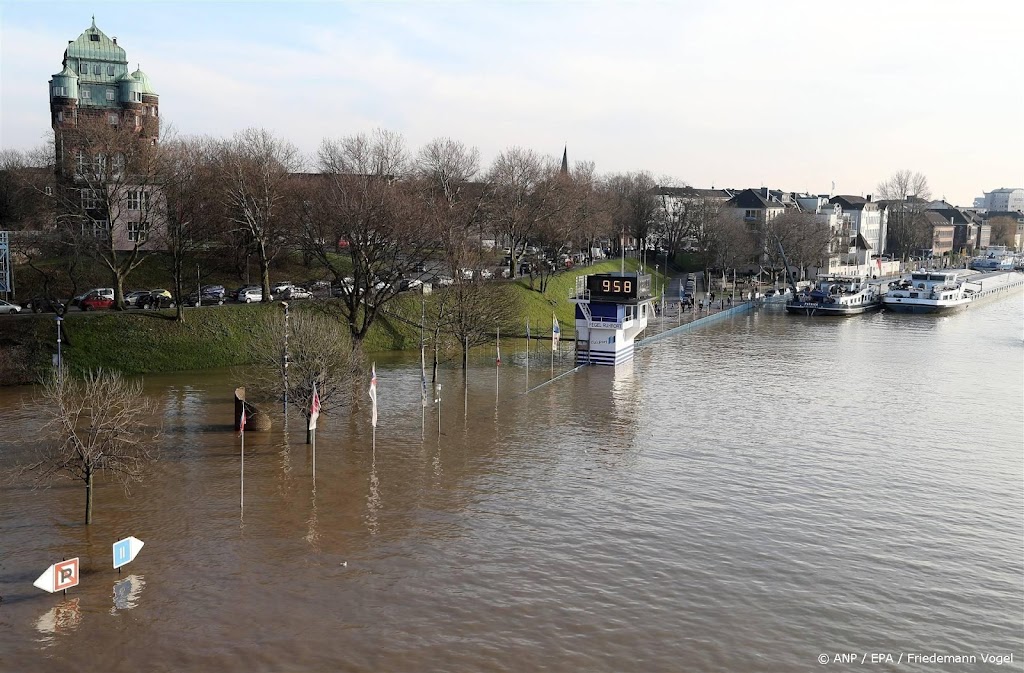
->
[486,147,567,279]
[214,128,304,301]
[701,210,758,290]
[988,216,1018,248]
[156,135,218,321]
[877,170,932,259]
[443,277,522,369]
[20,368,159,524]
[764,211,832,281]
[606,171,660,252]
[52,116,163,309]
[303,129,438,349]
[246,308,359,443]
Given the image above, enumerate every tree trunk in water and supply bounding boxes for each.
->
[85,467,94,525]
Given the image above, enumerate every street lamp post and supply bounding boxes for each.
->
[55,316,63,383]
[281,301,290,429]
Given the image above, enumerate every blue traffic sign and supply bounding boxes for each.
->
[112,536,144,570]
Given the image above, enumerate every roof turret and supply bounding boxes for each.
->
[132,68,156,95]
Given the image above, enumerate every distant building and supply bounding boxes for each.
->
[49,18,162,251]
[973,188,1024,214]
[829,195,887,260]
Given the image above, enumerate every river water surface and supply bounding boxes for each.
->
[1,298,1022,672]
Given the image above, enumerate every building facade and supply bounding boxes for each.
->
[49,19,162,251]
[973,188,1024,214]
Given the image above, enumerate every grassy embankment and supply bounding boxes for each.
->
[0,259,663,381]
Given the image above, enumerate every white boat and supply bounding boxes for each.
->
[786,275,882,316]
[883,269,1024,314]
[970,246,1015,271]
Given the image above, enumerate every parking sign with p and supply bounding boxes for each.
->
[33,558,80,593]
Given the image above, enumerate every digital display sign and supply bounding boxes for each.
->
[587,274,638,300]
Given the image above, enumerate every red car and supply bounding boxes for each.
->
[80,292,114,311]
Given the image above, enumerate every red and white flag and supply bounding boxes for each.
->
[368,363,378,428]
[239,406,246,433]
[496,327,502,366]
[308,382,320,431]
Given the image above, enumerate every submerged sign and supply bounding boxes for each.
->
[33,558,80,593]
[112,536,145,570]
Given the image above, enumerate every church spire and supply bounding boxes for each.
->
[560,145,568,175]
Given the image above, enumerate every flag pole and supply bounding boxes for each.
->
[240,410,245,511]
[311,427,315,482]
[495,326,500,405]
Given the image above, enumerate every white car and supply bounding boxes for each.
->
[436,275,454,286]
[271,281,294,295]
[458,268,474,280]
[0,299,21,314]
[479,268,494,280]
[285,286,312,300]
[238,288,271,303]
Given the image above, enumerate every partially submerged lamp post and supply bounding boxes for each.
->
[281,301,290,430]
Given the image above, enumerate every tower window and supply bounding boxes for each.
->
[108,112,119,125]
[53,86,66,97]
[107,65,114,76]
[56,111,64,122]
[106,89,115,101]
[82,62,89,73]
[94,64,101,75]
[89,34,100,42]
[81,89,91,99]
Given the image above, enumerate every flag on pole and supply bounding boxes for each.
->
[420,344,428,407]
[368,363,378,428]
[496,327,502,366]
[308,382,320,431]
[239,406,246,433]
[526,319,530,341]
[552,314,560,351]
[876,257,882,273]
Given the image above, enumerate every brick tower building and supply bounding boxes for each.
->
[48,18,162,253]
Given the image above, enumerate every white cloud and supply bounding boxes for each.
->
[3,0,1021,205]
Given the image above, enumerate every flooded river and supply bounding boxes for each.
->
[1,297,1022,672]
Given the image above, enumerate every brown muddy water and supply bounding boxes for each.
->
[1,299,1022,672]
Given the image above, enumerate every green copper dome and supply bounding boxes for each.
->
[132,68,156,95]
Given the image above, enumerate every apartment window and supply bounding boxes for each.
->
[127,190,150,211]
[81,188,102,210]
[89,33,100,42]
[81,89,91,99]
[106,88,115,101]
[81,62,89,73]
[108,112,119,125]
[127,221,151,243]
[93,153,107,175]
[44,186,53,196]
[107,65,114,76]
[744,209,757,219]
[94,64,101,75]
[53,85,66,97]
[55,111,64,123]
[134,115,140,127]
[111,153,125,176]
[153,107,158,118]
[76,150,88,176]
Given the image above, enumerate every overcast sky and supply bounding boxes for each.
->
[2,0,1021,206]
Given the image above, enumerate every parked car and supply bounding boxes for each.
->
[309,279,331,290]
[284,286,312,300]
[139,291,175,309]
[80,291,114,311]
[458,268,474,280]
[238,287,270,303]
[398,277,423,292]
[0,299,22,315]
[20,297,66,314]
[188,290,226,306]
[332,278,359,297]
[125,290,150,307]
[413,261,427,273]
[435,275,454,287]
[478,268,494,280]
[71,287,114,306]
[200,285,226,299]
[271,281,294,295]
